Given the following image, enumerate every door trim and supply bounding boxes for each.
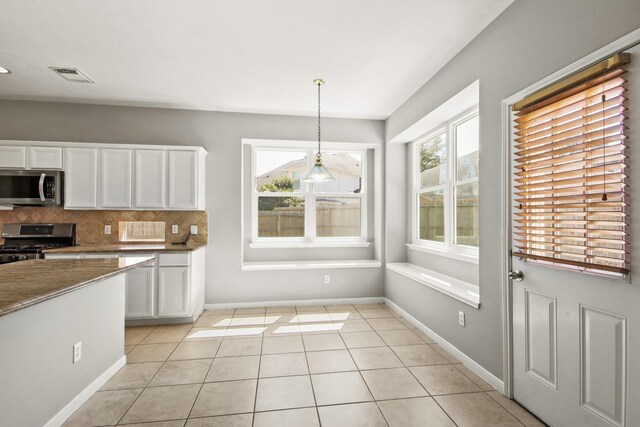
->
[499,27,640,399]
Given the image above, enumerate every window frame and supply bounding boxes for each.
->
[412,108,479,258]
[251,145,368,244]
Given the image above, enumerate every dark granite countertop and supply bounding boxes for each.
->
[0,257,154,317]
[42,242,207,254]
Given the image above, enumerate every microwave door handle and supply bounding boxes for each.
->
[38,173,46,201]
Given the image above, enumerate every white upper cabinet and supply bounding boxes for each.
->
[168,150,198,209]
[135,150,166,208]
[65,147,98,208]
[29,146,62,169]
[0,141,206,210]
[101,149,132,208]
[0,146,26,168]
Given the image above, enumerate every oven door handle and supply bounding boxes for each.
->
[38,173,46,201]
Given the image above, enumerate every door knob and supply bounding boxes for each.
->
[508,270,524,281]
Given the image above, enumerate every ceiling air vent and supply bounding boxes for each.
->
[50,67,94,83]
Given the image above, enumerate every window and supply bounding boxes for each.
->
[413,110,479,255]
[253,147,366,242]
[512,53,629,275]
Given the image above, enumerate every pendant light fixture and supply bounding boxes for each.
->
[303,79,336,182]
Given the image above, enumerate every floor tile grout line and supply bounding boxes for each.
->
[299,324,322,427]
[183,333,222,421]
[336,325,390,426]
[250,333,264,426]
[115,325,172,426]
[485,391,536,426]
[382,304,465,427]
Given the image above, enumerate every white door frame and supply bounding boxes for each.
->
[499,27,640,399]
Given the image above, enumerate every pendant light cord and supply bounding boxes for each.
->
[317,81,322,161]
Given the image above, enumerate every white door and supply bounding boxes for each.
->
[125,267,155,318]
[101,149,133,208]
[65,147,98,208]
[511,45,640,427]
[135,150,165,208]
[168,150,198,209]
[158,266,189,316]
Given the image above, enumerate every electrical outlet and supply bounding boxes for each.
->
[324,275,331,284]
[458,311,465,327]
[172,225,179,234]
[104,224,111,235]
[73,342,82,363]
[190,225,198,235]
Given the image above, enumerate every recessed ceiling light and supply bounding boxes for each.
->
[49,67,94,83]
[0,66,11,74]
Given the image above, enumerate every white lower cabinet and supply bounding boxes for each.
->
[158,267,189,316]
[126,266,155,317]
[44,248,205,323]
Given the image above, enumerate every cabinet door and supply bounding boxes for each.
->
[29,146,62,169]
[158,266,189,316]
[135,150,165,208]
[0,146,26,168]
[101,149,132,208]
[168,150,197,209]
[125,267,155,318]
[65,148,98,208]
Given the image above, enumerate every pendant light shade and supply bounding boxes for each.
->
[303,160,336,182]
[303,79,336,183]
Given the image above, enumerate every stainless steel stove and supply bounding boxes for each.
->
[0,223,76,264]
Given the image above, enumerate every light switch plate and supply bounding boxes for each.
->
[190,225,198,235]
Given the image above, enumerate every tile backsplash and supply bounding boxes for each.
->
[0,207,208,245]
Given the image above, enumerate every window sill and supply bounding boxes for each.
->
[241,259,381,271]
[406,243,479,265]
[250,241,372,249]
[387,262,480,309]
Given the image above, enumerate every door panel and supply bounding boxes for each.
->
[525,290,557,388]
[580,306,626,427]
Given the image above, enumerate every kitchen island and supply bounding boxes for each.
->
[0,256,154,427]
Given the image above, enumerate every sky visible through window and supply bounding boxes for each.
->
[256,150,361,177]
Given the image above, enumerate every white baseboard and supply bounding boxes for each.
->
[45,355,127,427]
[384,298,504,394]
[204,296,385,310]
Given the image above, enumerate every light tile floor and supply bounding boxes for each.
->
[63,303,547,427]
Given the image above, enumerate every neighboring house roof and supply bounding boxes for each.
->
[256,153,361,188]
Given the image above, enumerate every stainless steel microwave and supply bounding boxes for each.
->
[0,170,64,206]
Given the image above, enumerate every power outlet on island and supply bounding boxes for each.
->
[190,225,198,235]
[458,311,465,327]
[73,342,82,364]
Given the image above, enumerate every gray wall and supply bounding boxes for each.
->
[0,275,125,427]
[385,0,640,379]
[0,101,385,303]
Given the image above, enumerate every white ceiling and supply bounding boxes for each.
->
[0,0,512,119]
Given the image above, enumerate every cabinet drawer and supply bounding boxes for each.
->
[29,147,62,169]
[0,146,26,168]
[158,253,190,266]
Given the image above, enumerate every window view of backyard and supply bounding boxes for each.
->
[255,150,364,239]
[417,112,479,249]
